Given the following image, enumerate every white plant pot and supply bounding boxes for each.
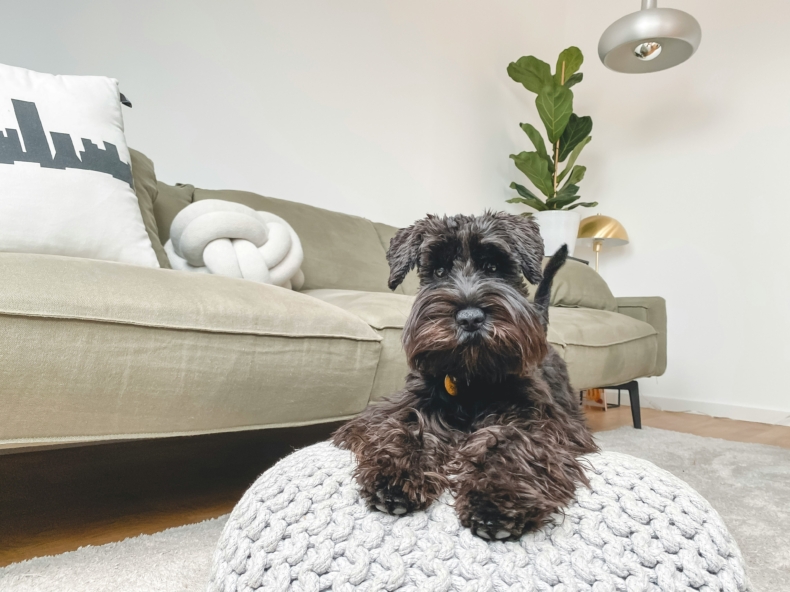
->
[533,210,581,257]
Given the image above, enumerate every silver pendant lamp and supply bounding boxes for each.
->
[598,0,701,73]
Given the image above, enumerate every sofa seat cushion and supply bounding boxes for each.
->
[302,289,413,329]
[0,253,382,447]
[547,307,658,390]
[303,289,413,402]
[304,289,660,397]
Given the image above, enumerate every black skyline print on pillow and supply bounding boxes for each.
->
[0,99,133,186]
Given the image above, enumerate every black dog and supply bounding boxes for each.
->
[333,212,597,540]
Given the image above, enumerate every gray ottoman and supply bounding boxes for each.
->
[208,442,750,592]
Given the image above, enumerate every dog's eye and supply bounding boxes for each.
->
[483,262,497,273]
[434,267,447,278]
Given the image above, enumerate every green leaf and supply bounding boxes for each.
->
[555,47,583,84]
[509,152,554,198]
[556,183,579,199]
[564,72,583,88]
[519,123,547,160]
[558,114,593,161]
[546,184,581,209]
[547,196,582,210]
[535,82,573,143]
[507,197,548,212]
[507,56,552,94]
[509,181,541,200]
[558,135,591,182]
[567,201,598,210]
[507,183,548,211]
[519,123,553,172]
[562,165,586,187]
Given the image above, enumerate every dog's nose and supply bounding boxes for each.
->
[456,307,485,332]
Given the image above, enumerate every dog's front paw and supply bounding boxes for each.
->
[371,482,416,516]
[457,494,535,541]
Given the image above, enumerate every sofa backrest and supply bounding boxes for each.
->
[145,150,612,303]
[152,181,617,304]
[153,181,416,294]
[527,258,617,312]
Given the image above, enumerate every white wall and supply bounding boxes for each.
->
[2,1,789,423]
[562,0,790,423]
[0,0,564,226]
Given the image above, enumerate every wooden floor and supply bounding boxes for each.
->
[585,405,790,448]
[1,408,789,567]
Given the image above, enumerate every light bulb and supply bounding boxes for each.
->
[634,41,662,60]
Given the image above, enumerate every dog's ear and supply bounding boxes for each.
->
[498,213,544,285]
[386,223,422,290]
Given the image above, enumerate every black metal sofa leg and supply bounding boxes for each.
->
[586,381,643,429]
[626,381,642,429]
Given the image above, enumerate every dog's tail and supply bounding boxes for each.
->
[534,244,568,332]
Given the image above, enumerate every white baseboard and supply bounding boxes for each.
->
[604,390,790,426]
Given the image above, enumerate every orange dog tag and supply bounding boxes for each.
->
[444,375,458,396]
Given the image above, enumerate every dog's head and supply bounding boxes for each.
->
[388,212,548,382]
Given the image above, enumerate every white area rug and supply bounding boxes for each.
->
[1,427,787,592]
[0,518,226,592]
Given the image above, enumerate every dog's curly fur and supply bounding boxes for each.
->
[332,212,598,540]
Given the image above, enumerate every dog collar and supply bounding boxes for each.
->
[444,375,458,396]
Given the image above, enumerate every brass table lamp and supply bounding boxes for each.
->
[577,214,629,272]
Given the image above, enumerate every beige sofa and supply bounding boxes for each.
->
[0,151,666,450]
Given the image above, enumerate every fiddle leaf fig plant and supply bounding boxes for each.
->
[506,46,598,212]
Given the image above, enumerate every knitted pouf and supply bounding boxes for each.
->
[208,442,750,592]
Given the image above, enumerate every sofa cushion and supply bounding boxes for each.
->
[193,190,393,293]
[130,148,171,269]
[547,307,658,390]
[152,183,393,293]
[528,258,617,312]
[304,289,412,329]
[154,181,195,244]
[0,253,382,447]
[305,289,658,396]
[304,289,413,401]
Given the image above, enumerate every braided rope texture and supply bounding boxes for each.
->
[165,199,305,289]
[208,442,750,592]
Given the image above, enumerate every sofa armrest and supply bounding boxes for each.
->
[616,297,667,376]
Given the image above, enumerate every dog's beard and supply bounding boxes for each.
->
[403,283,547,382]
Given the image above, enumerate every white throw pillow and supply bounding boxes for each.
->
[0,63,159,267]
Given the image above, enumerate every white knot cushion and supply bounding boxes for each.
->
[208,442,750,592]
[165,199,305,289]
